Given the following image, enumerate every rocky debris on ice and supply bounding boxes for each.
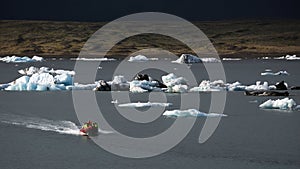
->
[172,54,220,64]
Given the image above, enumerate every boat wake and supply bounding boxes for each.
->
[0,114,113,136]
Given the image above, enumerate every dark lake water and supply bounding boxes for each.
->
[0,59,299,169]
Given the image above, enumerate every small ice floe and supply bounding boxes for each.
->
[294,105,300,111]
[66,83,97,90]
[71,58,116,61]
[111,100,118,104]
[274,54,300,60]
[172,54,220,64]
[162,73,188,93]
[0,55,44,63]
[222,58,242,61]
[130,80,164,93]
[118,102,172,108]
[249,100,258,103]
[261,70,289,76]
[189,80,245,92]
[245,81,275,91]
[18,66,75,76]
[259,97,296,110]
[108,75,130,91]
[128,55,158,62]
[163,109,227,117]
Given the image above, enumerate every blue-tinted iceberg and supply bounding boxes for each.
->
[163,109,227,117]
[259,97,296,110]
[128,55,158,62]
[189,80,245,92]
[0,55,43,63]
[130,80,164,93]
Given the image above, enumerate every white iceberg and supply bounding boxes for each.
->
[71,58,116,61]
[4,72,73,91]
[172,54,220,64]
[245,81,273,91]
[0,55,44,63]
[259,97,296,110]
[130,80,164,93]
[66,83,97,90]
[274,54,300,60]
[108,75,130,90]
[161,73,188,93]
[189,80,245,92]
[128,55,158,62]
[222,58,242,61]
[18,66,75,76]
[118,102,172,108]
[163,109,227,117]
[261,70,289,76]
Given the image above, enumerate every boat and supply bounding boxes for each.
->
[80,121,99,136]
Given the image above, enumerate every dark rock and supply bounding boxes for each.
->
[94,80,111,91]
[275,81,288,90]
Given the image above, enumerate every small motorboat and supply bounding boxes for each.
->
[80,121,99,136]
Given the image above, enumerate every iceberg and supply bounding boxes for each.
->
[66,83,97,90]
[163,109,227,117]
[118,102,172,108]
[128,55,158,62]
[259,97,296,110]
[222,58,242,61]
[189,80,245,92]
[18,66,75,76]
[130,80,164,93]
[109,75,130,91]
[0,55,44,63]
[161,73,188,93]
[4,71,74,91]
[274,54,300,60]
[245,81,273,91]
[172,54,220,64]
[70,58,116,61]
[261,70,289,76]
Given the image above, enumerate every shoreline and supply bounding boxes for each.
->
[1,19,299,58]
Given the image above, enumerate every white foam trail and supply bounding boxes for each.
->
[0,114,113,136]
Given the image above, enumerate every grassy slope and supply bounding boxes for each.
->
[1,20,299,58]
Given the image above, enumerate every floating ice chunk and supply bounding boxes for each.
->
[172,54,220,64]
[130,80,163,92]
[295,105,300,111]
[162,73,188,93]
[189,80,245,92]
[0,55,44,63]
[259,97,296,110]
[109,75,130,90]
[54,74,73,85]
[261,70,289,76]
[274,54,300,60]
[29,73,54,85]
[222,58,242,61]
[245,81,270,91]
[118,102,172,108]
[66,83,97,90]
[111,100,118,104]
[163,109,227,117]
[127,55,158,62]
[18,66,75,76]
[71,58,116,61]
